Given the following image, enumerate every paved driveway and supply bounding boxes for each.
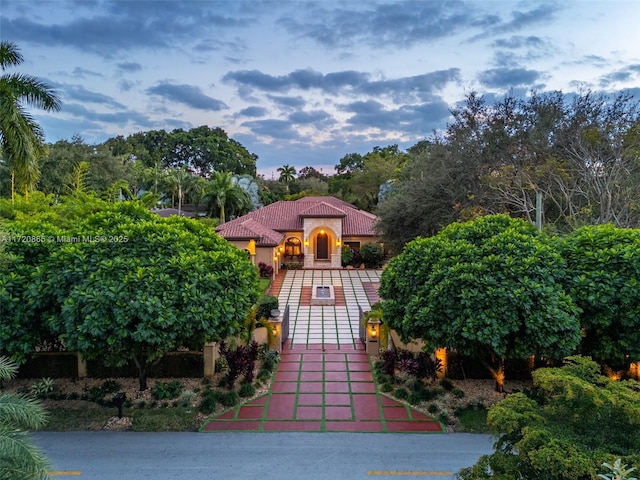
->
[202,269,444,433]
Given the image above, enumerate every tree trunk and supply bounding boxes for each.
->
[132,355,148,391]
[481,354,505,393]
[490,361,505,394]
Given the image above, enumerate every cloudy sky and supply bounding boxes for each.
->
[2,1,639,177]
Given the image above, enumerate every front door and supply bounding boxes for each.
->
[316,232,329,260]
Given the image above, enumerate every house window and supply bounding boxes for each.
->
[344,241,360,252]
[285,237,302,256]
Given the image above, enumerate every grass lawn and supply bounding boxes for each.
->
[41,405,200,431]
[258,278,271,293]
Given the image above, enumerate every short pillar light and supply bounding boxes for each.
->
[270,309,282,353]
[366,318,381,356]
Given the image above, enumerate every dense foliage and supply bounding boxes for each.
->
[557,224,640,368]
[0,198,259,390]
[376,91,640,252]
[379,215,581,391]
[458,357,640,480]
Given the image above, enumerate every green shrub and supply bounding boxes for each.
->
[29,378,54,398]
[408,391,425,405]
[282,262,303,269]
[394,387,409,400]
[257,369,272,382]
[198,389,217,414]
[152,380,184,400]
[239,383,256,398]
[360,243,384,268]
[256,294,279,321]
[380,382,393,393]
[452,388,465,399]
[216,390,239,407]
[341,246,354,267]
[427,403,439,415]
[439,378,454,391]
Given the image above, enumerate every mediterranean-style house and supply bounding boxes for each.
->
[216,196,381,273]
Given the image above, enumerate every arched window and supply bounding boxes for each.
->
[285,237,302,256]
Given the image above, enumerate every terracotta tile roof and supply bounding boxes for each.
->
[299,202,347,218]
[217,196,378,246]
[218,218,284,246]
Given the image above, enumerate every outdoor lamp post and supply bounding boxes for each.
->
[366,318,381,355]
[270,309,282,353]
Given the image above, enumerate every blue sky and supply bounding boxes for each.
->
[1,1,639,177]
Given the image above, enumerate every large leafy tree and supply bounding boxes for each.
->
[375,140,468,252]
[458,357,640,480]
[34,203,258,390]
[0,41,60,199]
[0,194,108,363]
[376,91,640,251]
[379,215,581,391]
[0,356,52,480]
[557,224,640,368]
[116,126,257,176]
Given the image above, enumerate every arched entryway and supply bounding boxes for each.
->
[316,231,329,260]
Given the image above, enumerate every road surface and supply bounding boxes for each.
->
[34,432,494,479]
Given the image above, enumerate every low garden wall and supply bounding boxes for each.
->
[16,351,204,379]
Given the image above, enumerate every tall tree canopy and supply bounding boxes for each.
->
[376,90,640,251]
[379,215,581,391]
[0,41,61,198]
[112,126,258,177]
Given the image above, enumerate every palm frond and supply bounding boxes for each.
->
[0,427,52,480]
[0,41,24,71]
[0,356,19,380]
[0,394,49,430]
[1,74,61,111]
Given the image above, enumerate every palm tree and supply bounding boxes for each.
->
[0,42,61,201]
[0,356,52,479]
[164,167,194,216]
[205,171,251,223]
[277,164,297,193]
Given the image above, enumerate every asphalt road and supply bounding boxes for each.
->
[34,432,494,479]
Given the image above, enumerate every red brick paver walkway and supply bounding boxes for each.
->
[202,270,442,433]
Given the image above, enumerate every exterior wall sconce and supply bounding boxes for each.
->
[336,239,341,247]
[304,238,309,247]
[280,245,284,252]
[320,229,325,235]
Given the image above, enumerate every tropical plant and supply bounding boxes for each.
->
[164,166,194,215]
[0,356,52,479]
[277,164,296,192]
[599,459,637,480]
[205,171,251,223]
[0,41,61,200]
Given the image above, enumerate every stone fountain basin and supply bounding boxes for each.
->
[311,285,335,306]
